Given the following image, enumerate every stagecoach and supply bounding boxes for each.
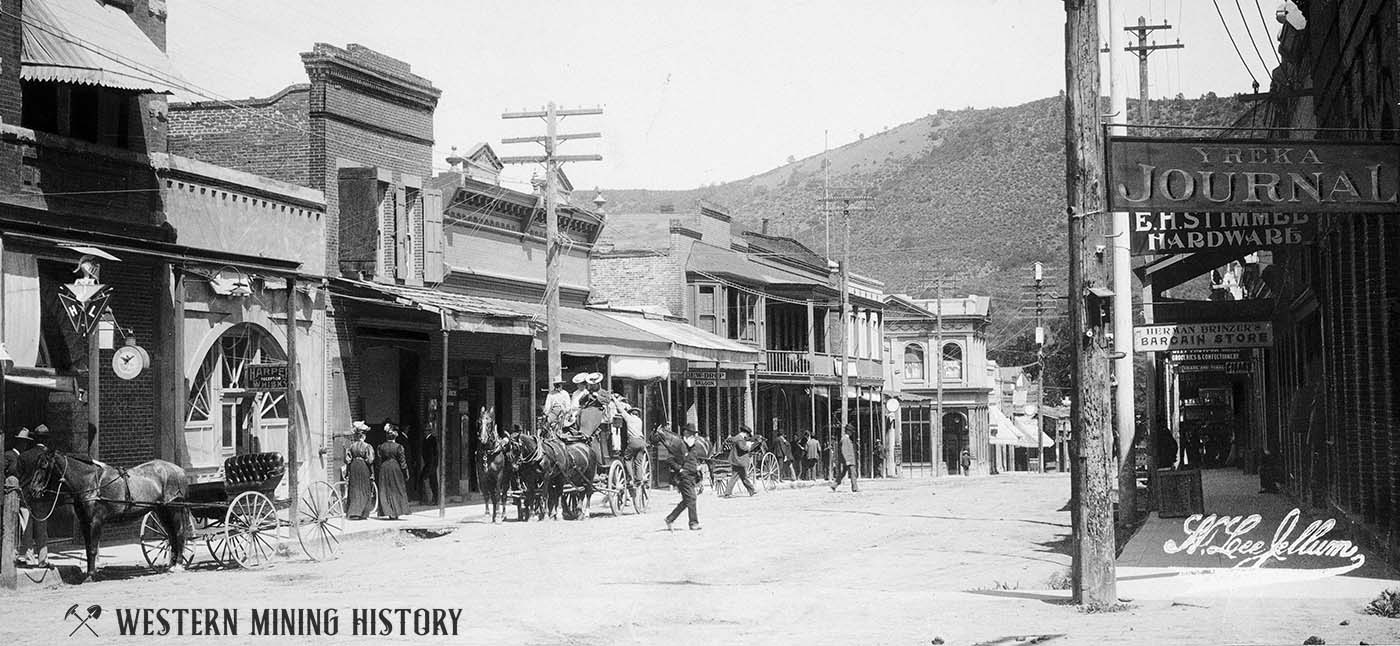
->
[137,452,345,569]
[508,406,652,521]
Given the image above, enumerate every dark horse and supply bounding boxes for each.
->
[477,414,514,524]
[25,449,189,580]
[648,424,713,494]
[510,433,549,521]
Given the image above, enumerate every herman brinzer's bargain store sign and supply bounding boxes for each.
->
[1133,322,1273,352]
[1108,137,1400,254]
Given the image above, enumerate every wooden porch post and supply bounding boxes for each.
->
[286,277,299,540]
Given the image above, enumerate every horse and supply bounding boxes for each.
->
[508,432,548,521]
[648,425,713,494]
[476,409,514,523]
[24,450,189,580]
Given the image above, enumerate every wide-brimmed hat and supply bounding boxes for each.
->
[352,420,370,432]
[551,375,565,385]
[32,424,49,437]
[14,428,33,441]
[585,372,603,385]
[571,373,590,385]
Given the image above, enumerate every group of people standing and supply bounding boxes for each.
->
[342,419,437,521]
[2,424,52,567]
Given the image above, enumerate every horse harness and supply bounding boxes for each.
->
[33,454,139,521]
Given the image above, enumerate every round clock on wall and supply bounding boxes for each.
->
[112,344,146,380]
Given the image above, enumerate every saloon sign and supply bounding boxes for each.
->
[1108,137,1399,254]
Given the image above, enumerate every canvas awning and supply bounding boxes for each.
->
[499,302,672,359]
[609,356,669,380]
[989,407,1025,446]
[1013,415,1056,448]
[22,0,187,94]
[599,311,761,365]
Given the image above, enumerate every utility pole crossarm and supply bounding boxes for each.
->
[499,154,603,164]
[500,132,602,145]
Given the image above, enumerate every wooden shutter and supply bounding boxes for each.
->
[423,189,445,283]
[394,186,409,280]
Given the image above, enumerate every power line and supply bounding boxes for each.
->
[1212,0,1260,88]
[1252,0,1282,66]
[1233,0,1273,79]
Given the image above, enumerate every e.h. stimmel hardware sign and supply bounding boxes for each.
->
[1134,322,1273,352]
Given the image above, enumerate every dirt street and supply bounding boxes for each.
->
[3,473,1399,645]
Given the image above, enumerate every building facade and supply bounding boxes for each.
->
[883,293,994,476]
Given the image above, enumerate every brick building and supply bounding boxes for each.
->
[0,0,328,525]
[1260,2,1400,566]
[591,205,886,472]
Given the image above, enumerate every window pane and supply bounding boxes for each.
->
[221,403,235,449]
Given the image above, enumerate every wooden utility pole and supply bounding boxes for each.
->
[820,193,873,438]
[501,103,602,392]
[1034,262,1046,473]
[933,279,944,475]
[1066,0,1117,607]
[1122,17,1183,131]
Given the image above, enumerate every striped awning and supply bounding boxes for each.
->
[21,0,186,93]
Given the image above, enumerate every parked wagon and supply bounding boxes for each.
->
[137,452,345,569]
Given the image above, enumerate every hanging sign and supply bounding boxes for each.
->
[1108,137,1400,214]
[1130,211,1317,255]
[246,363,289,391]
[1134,321,1273,352]
[57,283,113,338]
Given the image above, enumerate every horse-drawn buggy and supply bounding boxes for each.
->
[24,448,343,579]
[700,448,781,496]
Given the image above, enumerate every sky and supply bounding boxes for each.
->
[166,0,1287,191]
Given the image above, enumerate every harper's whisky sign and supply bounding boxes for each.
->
[1108,137,1400,214]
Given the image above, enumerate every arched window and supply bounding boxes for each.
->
[903,344,925,382]
[941,342,963,381]
[185,324,287,469]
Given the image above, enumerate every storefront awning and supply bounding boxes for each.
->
[990,407,1027,446]
[330,279,534,336]
[1013,415,1055,448]
[492,302,672,359]
[687,243,829,288]
[609,356,669,380]
[22,0,188,94]
[598,311,762,365]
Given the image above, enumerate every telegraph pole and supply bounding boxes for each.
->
[1066,0,1117,607]
[501,103,602,390]
[1034,262,1046,473]
[820,192,873,438]
[932,278,944,476]
[1119,16,1183,131]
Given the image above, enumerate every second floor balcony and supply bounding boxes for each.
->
[762,349,881,379]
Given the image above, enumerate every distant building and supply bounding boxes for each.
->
[883,293,993,476]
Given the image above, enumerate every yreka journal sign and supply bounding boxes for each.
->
[1108,137,1400,214]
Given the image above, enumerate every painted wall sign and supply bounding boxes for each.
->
[1108,137,1400,214]
[1134,321,1273,352]
[1129,211,1317,255]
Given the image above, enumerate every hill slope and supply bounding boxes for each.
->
[600,93,1250,372]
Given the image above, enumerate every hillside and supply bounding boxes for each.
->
[599,93,1251,381]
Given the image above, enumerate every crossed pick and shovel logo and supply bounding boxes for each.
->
[65,604,101,637]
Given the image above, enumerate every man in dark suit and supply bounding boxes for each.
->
[723,427,758,497]
[662,423,702,531]
[829,425,858,492]
[420,422,440,505]
[17,425,51,566]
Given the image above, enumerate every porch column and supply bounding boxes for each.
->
[286,277,299,540]
[439,312,449,518]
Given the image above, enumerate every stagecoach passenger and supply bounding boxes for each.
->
[544,376,572,434]
[376,424,410,520]
[578,373,608,410]
[344,422,376,520]
[620,406,648,490]
[570,373,591,408]
[18,425,50,567]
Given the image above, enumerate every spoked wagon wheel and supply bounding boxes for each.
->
[760,452,780,491]
[605,461,626,516]
[139,510,194,570]
[298,481,344,562]
[224,491,280,568]
[633,455,651,514]
[200,515,233,566]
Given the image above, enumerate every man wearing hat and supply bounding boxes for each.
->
[829,424,859,493]
[543,376,572,436]
[18,424,51,566]
[661,422,702,531]
[619,403,648,493]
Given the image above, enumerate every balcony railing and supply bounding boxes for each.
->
[762,350,811,375]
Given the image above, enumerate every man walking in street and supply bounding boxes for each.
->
[662,423,702,531]
[830,425,858,492]
[723,427,759,497]
[804,432,821,481]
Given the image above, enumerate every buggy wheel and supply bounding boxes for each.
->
[225,491,279,569]
[139,510,194,570]
[632,455,651,514]
[298,481,344,562]
[606,461,626,516]
[760,452,780,491]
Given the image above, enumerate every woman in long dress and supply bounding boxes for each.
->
[344,422,376,519]
[376,423,411,520]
